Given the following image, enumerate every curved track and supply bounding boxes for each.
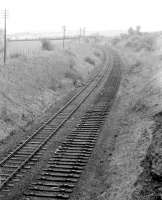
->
[22,55,121,200]
[0,50,110,198]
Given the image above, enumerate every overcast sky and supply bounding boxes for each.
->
[0,0,162,34]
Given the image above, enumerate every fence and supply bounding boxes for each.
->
[0,35,97,64]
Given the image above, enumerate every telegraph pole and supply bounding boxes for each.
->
[62,26,66,48]
[83,27,86,37]
[1,9,7,64]
[4,9,7,64]
[79,28,82,43]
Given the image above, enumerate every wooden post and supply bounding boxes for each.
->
[63,26,66,48]
[3,9,7,64]
[83,27,86,37]
[79,28,82,43]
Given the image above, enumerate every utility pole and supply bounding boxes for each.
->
[1,9,7,64]
[62,26,66,48]
[83,27,86,37]
[4,9,7,64]
[79,28,82,43]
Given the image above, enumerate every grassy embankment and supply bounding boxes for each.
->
[0,41,103,142]
[101,31,162,200]
[75,32,162,200]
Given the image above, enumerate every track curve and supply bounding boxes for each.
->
[0,49,111,199]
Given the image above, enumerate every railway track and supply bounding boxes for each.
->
[0,51,111,199]
[22,61,120,200]
[23,104,109,200]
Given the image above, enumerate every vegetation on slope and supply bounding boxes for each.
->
[0,43,103,141]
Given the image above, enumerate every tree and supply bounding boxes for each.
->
[136,25,141,34]
[128,27,134,35]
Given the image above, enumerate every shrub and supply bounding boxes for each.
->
[41,39,53,51]
[120,33,128,40]
[10,53,22,58]
[84,37,90,43]
[64,70,83,87]
[84,57,95,65]
[125,34,155,51]
[69,59,75,69]
[111,37,120,45]
[128,27,134,35]
[48,78,63,91]
[94,51,101,58]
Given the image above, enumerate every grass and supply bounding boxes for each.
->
[103,31,162,200]
[0,42,102,143]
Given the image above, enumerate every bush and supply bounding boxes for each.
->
[64,70,83,87]
[10,53,22,58]
[111,37,120,45]
[41,39,53,51]
[69,59,75,70]
[125,34,155,51]
[48,78,63,91]
[94,51,101,58]
[84,57,95,65]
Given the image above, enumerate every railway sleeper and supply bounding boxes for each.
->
[67,133,98,137]
[61,142,94,147]
[24,191,70,199]
[61,142,95,147]
[28,186,73,193]
[56,150,92,155]
[66,135,97,139]
[52,155,89,160]
[44,168,82,174]
[47,162,86,167]
[47,165,83,170]
[59,147,92,151]
[55,152,91,157]
[75,127,99,130]
[32,182,75,188]
[48,159,87,164]
[39,176,78,183]
[60,146,94,150]
[48,160,87,165]
[65,139,96,142]
[71,129,97,132]
[42,172,80,178]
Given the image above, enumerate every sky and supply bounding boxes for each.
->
[0,0,162,34]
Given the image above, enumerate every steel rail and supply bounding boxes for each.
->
[0,52,108,193]
[0,62,103,167]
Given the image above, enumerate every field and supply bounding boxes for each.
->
[0,38,80,63]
